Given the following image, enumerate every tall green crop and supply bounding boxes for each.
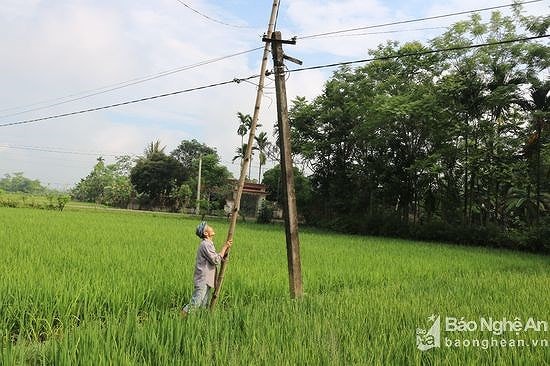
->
[1,207,548,365]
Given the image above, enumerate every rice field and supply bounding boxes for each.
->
[0,206,549,365]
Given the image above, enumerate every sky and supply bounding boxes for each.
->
[0,0,547,190]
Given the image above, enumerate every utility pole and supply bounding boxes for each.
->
[210,0,281,310]
[267,31,303,299]
[195,155,202,214]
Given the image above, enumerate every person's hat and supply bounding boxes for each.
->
[196,221,207,238]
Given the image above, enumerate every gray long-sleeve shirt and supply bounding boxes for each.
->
[193,239,222,288]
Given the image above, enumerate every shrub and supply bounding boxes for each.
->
[524,218,550,253]
[57,195,70,211]
[257,201,274,224]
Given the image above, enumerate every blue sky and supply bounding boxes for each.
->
[0,0,547,189]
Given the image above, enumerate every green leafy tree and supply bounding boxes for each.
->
[130,148,184,207]
[285,8,549,248]
[0,172,45,194]
[257,200,274,224]
[170,140,232,213]
[174,183,192,211]
[524,78,550,222]
[103,175,134,208]
[171,139,216,178]
[188,153,232,213]
[72,156,135,206]
[72,158,111,203]
[262,165,312,217]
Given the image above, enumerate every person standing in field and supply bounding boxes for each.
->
[181,221,232,316]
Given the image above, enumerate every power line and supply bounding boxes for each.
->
[1,156,103,171]
[1,2,536,121]
[304,26,448,39]
[1,34,546,129]
[0,75,260,128]
[175,0,254,29]
[1,142,272,170]
[0,144,135,157]
[298,0,544,40]
[0,47,263,119]
[0,0,539,120]
[286,34,549,74]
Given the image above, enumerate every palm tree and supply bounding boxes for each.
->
[237,111,262,135]
[144,139,166,159]
[236,112,251,171]
[237,113,251,153]
[232,143,257,180]
[255,131,270,182]
[232,143,245,162]
[236,112,263,179]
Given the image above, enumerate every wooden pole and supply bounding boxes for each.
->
[270,31,303,298]
[210,0,281,310]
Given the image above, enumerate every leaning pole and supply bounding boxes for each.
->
[209,0,280,310]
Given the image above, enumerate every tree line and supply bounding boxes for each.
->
[0,173,70,210]
[287,10,549,252]
[9,9,547,252]
[0,172,47,194]
[72,139,233,214]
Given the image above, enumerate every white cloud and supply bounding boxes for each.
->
[2,0,42,21]
[0,0,266,185]
[284,0,399,57]
[286,0,390,33]
[284,0,547,58]
[0,0,545,187]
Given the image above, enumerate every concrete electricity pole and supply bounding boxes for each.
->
[266,31,303,299]
[195,155,202,214]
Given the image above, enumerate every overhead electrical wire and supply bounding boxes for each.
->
[308,26,448,39]
[0,143,269,167]
[286,34,549,74]
[175,0,255,29]
[0,47,263,119]
[0,75,261,128]
[1,142,270,171]
[1,143,272,171]
[0,144,132,157]
[298,0,544,40]
[0,34,547,129]
[3,2,544,181]
[1,1,539,119]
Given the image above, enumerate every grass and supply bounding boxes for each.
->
[0,207,549,365]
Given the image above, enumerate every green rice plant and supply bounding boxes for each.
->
[0,207,548,365]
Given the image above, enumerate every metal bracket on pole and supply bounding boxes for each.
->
[283,54,303,65]
[262,35,297,44]
[262,35,302,65]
